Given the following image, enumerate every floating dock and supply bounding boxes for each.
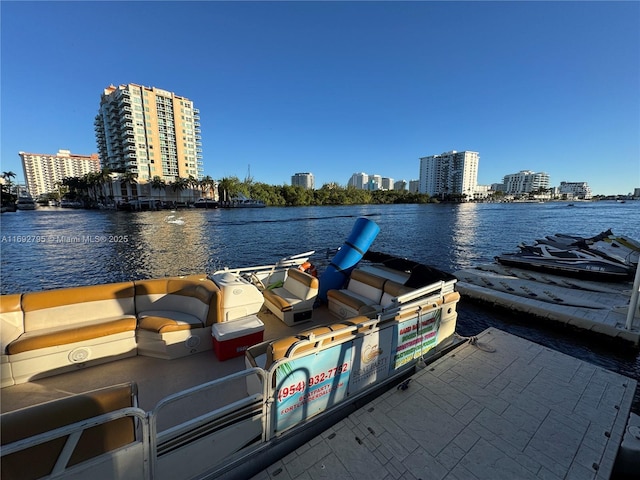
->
[454,264,640,346]
[252,328,637,480]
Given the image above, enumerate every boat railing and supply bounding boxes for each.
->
[213,251,315,277]
[1,407,150,479]
[149,368,267,480]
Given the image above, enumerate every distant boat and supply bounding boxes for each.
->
[15,195,37,210]
[60,199,83,208]
[221,193,265,208]
[193,198,219,209]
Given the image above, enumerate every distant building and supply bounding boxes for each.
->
[95,83,203,182]
[291,172,314,189]
[502,170,550,195]
[368,175,382,190]
[380,177,394,190]
[558,181,592,200]
[348,172,369,190]
[394,180,407,191]
[348,173,395,191]
[473,184,491,200]
[409,180,420,193]
[419,150,479,200]
[19,149,100,197]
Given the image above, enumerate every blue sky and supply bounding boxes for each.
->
[1,1,638,195]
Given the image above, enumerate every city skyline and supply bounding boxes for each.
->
[1,2,638,196]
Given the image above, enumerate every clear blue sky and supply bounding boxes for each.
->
[1,1,638,195]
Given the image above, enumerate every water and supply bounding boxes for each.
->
[1,201,639,412]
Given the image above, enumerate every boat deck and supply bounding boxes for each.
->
[0,304,338,415]
[454,264,640,346]
[253,328,637,480]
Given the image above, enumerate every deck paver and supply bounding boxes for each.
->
[258,328,636,479]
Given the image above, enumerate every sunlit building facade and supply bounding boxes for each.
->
[19,149,100,197]
[502,170,550,195]
[558,181,592,200]
[291,172,315,189]
[419,150,479,199]
[94,84,202,182]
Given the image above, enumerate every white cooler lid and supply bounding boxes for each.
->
[212,315,265,341]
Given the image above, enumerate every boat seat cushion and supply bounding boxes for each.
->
[137,310,204,333]
[21,282,136,332]
[134,277,221,327]
[380,280,413,306]
[263,268,319,326]
[0,383,137,480]
[1,294,24,354]
[345,270,387,303]
[326,289,381,314]
[6,317,137,355]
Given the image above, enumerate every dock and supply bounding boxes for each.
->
[251,328,637,480]
[454,264,640,346]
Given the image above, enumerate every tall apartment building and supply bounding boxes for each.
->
[94,84,202,182]
[502,170,550,195]
[419,151,479,198]
[19,149,100,197]
[291,172,315,189]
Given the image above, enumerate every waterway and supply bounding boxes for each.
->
[1,200,639,411]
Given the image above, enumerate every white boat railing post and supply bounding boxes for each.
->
[625,262,640,330]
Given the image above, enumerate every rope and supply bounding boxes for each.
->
[454,332,496,353]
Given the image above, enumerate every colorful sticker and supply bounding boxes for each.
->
[393,310,441,369]
[274,341,353,432]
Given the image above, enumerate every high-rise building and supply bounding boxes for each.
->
[380,177,394,190]
[502,170,550,195]
[19,149,100,197]
[291,172,314,189]
[348,172,369,190]
[419,151,479,199]
[94,84,202,182]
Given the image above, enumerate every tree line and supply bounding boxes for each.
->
[34,170,440,207]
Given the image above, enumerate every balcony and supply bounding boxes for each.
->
[123,129,135,137]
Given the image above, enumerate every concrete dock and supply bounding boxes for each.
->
[252,328,637,480]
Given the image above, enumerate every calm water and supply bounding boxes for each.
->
[2,201,640,411]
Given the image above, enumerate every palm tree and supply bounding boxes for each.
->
[2,171,16,183]
[95,168,112,206]
[187,175,198,204]
[150,176,166,200]
[200,175,215,199]
[119,171,138,202]
[169,177,189,204]
[1,171,17,208]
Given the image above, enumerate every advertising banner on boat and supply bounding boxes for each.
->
[274,342,354,432]
[392,311,440,369]
[347,327,394,395]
